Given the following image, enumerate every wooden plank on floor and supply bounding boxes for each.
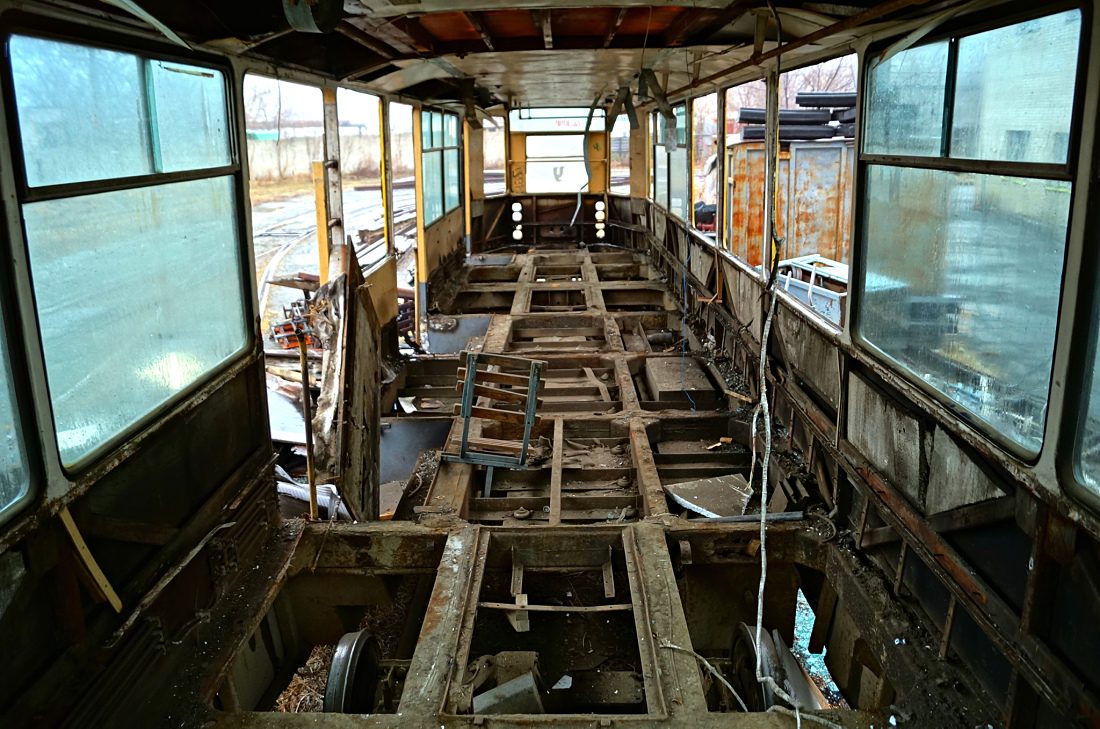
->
[549,418,564,526]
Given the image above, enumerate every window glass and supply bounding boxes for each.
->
[24,176,247,464]
[508,107,606,133]
[243,75,323,336]
[421,110,433,148]
[951,10,1081,164]
[337,88,385,266]
[150,60,231,172]
[423,150,443,224]
[670,146,689,220]
[444,148,460,211]
[524,135,586,193]
[526,134,584,158]
[655,146,668,206]
[389,103,418,242]
[484,117,507,196]
[859,165,1069,452]
[431,112,443,148]
[610,116,631,196]
[692,94,718,228]
[10,35,152,186]
[863,42,948,157]
[0,306,29,520]
[444,114,458,147]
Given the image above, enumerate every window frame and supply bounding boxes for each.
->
[651,104,691,221]
[421,107,463,227]
[0,23,255,476]
[849,1,1091,461]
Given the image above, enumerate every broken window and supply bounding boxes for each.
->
[421,109,462,226]
[10,36,247,466]
[483,116,507,196]
[337,88,385,270]
[856,9,1083,454]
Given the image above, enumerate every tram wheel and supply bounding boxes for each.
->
[324,630,382,713]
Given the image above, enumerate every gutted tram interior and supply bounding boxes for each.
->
[0,1,1099,728]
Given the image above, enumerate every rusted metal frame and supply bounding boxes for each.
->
[839,441,1100,721]
[0,341,261,550]
[462,11,495,51]
[442,527,490,714]
[939,595,957,659]
[860,494,1016,548]
[603,7,628,48]
[196,522,305,704]
[621,526,670,717]
[771,355,1089,715]
[663,7,708,46]
[892,540,908,596]
[666,0,936,99]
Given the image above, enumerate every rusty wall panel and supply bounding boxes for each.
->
[789,141,849,261]
[727,140,853,268]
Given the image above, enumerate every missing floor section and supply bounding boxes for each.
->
[447,530,650,716]
[507,315,608,352]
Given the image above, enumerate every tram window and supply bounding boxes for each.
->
[951,10,1081,164]
[484,117,506,196]
[864,41,948,158]
[691,94,717,231]
[9,36,246,466]
[525,134,587,193]
[421,109,461,226]
[11,36,153,186]
[0,304,30,522]
[337,89,385,269]
[610,116,630,195]
[652,106,689,220]
[856,9,1082,454]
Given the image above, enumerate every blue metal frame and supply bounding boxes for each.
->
[444,352,544,470]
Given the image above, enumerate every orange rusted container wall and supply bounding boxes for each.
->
[724,139,854,267]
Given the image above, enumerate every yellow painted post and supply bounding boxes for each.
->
[313,160,329,282]
[464,119,472,248]
[687,97,695,227]
[412,107,426,345]
[379,99,395,257]
[59,507,123,613]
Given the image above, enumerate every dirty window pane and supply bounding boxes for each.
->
[421,110,432,148]
[525,161,587,193]
[526,135,584,158]
[432,112,444,148]
[23,176,247,465]
[150,61,231,172]
[863,42,948,157]
[1078,325,1100,492]
[337,89,385,262]
[10,35,152,186]
[655,147,668,207]
[951,10,1081,164]
[444,148,460,211]
[0,303,29,520]
[422,149,443,224]
[859,165,1069,452]
[610,116,631,196]
[670,146,689,221]
[444,113,458,147]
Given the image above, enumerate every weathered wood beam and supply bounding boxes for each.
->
[392,16,437,54]
[532,9,553,49]
[685,0,755,45]
[464,11,495,52]
[335,21,400,59]
[859,494,1016,548]
[663,7,708,46]
[603,8,628,48]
